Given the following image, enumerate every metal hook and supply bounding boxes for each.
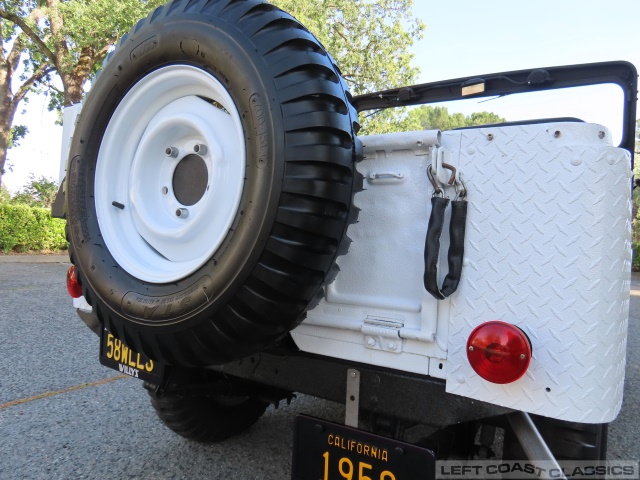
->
[454,173,468,201]
[427,165,443,197]
[440,162,457,186]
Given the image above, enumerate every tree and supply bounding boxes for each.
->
[0,4,53,187]
[271,0,424,134]
[0,0,164,187]
[0,0,425,187]
[11,173,57,207]
[404,105,505,132]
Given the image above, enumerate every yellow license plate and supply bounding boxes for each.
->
[99,329,165,384]
[292,415,435,480]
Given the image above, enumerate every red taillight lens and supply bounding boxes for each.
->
[466,321,532,384]
[67,265,82,298]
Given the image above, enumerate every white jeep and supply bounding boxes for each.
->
[53,1,636,478]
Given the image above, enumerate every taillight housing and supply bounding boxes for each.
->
[466,321,532,384]
[66,265,82,298]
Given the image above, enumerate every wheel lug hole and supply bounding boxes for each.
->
[194,144,208,156]
[162,186,169,195]
[176,208,189,219]
[165,146,179,158]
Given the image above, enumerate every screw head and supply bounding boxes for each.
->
[520,353,526,360]
[350,371,357,378]
[388,342,397,350]
[468,346,474,352]
[366,337,376,347]
[487,133,494,141]
[598,131,606,139]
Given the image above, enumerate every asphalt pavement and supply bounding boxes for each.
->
[0,260,638,479]
[0,260,344,480]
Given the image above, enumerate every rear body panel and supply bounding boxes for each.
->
[292,122,631,423]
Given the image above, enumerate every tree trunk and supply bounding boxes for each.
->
[0,108,15,190]
[63,47,95,106]
[63,73,85,106]
[0,67,16,189]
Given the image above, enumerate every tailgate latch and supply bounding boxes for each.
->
[362,316,404,353]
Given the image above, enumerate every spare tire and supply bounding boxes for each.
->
[65,0,361,366]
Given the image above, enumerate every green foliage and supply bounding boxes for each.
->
[0,176,66,252]
[11,173,58,208]
[2,0,424,133]
[0,204,67,253]
[0,184,11,203]
[633,243,640,272]
[632,120,639,245]
[9,124,28,148]
[1,0,166,108]
[46,90,65,120]
[271,0,424,134]
[55,0,167,76]
[635,119,639,158]
[404,105,506,132]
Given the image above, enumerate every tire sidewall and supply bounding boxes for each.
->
[67,15,283,330]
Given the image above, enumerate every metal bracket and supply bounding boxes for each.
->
[367,171,406,185]
[345,369,360,428]
[507,412,567,480]
[362,316,403,353]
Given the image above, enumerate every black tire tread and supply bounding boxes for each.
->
[148,388,268,442]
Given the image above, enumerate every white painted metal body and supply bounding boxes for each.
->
[291,122,631,424]
[59,104,83,184]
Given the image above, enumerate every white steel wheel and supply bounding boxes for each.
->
[95,65,245,283]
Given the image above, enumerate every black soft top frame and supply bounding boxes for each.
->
[353,61,638,164]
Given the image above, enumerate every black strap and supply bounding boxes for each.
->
[423,197,467,300]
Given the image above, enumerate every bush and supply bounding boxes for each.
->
[634,243,640,273]
[0,204,68,253]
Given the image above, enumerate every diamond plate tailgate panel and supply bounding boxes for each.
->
[443,123,631,423]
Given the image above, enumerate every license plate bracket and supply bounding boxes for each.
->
[292,414,435,480]
[99,329,165,384]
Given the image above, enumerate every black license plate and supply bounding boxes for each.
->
[99,329,165,384]
[292,415,435,480]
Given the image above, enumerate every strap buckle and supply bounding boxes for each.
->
[427,164,467,200]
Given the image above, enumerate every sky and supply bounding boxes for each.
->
[3,0,639,192]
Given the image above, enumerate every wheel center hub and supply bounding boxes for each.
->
[173,154,209,206]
